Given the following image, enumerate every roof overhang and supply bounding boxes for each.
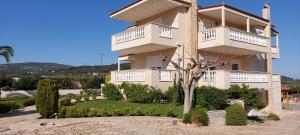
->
[110,0,190,22]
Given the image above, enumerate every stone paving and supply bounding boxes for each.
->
[1,106,300,135]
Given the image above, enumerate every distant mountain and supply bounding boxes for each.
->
[0,62,72,77]
[0,62,129,77]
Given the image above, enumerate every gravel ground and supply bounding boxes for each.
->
[1,106,300,135]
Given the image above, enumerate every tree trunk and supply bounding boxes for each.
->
[183,88,190,114]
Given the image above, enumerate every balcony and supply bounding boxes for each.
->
[271,47,280,59]
[199,26,270,55]
[111,69,275,90]
[112,23,181,54]
[111,69,176,91]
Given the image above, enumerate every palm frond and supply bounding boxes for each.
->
[0,46,14,63]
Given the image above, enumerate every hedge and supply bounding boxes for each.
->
[225,104,247,125]
[102,83,122,100]
[194,86,227,110]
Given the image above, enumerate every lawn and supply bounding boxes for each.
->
[75,99,184,118]
[0,97,28,107]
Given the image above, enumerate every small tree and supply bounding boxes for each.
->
[36,79,59,118]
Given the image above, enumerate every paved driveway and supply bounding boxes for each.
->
[1,105,300,135]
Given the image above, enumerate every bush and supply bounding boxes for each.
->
[227,85,266,110]
[183,113,192,124]
[64,106,89,118]
[225,104,247,126]
[130,107,144,116]
[121,83,165,104]
[165,84,183,104]
[0,74,13,90]
[83,93,90,101]
[192,108,209,126]
[23,97,35,106]
[36,79,59,118]
[75,95,82,102]
[55,78,79,89]
[102,83,122,100]
[194,86,227,110]
[166,107,176,117]
[112,106,124,116]
[59,96,72,106]
[0,102,20,114]
[145,107,160,116]
[12,76,41,90]
[85,76,103,89]
[268,113,280,121]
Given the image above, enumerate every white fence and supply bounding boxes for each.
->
[115,26,145,44]
[115,70,146,82]
[230,71,268,83]
[202,28,216,41]
[229,28,267,46]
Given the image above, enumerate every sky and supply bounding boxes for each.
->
[0,0,299,79]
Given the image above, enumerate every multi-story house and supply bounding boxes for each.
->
[109,0,281,113]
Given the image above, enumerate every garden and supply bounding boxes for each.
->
[1,76,280,126]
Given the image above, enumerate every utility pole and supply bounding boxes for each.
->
[99,53,105,66]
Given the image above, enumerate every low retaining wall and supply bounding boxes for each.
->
[1,89,83,98]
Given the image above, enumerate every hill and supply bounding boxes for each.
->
[0,62,130,77]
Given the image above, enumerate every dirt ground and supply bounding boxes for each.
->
[0,105,300,135]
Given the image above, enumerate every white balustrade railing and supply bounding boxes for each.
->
[202,28,216,41]
[159,70,173,82]
[230,71,268,83]
[201,71,217,82]
[115,26,145,44]
[229,28,267,46]
[272,75,280,82]
[115,70,146,82]
[159,25,172,38]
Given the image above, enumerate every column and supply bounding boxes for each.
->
[246,18,250,32]
[276,33,279,48]
[117,59,121,71]
[222,7,226,26]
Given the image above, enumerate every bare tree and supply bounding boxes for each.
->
[163,55,227,114]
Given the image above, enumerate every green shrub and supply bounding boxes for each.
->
[36,79,59,118]
[123,107,131,116]
[145,107,160,116]
[0,101,20,114]
[192,108,209,126]
[59,96,72,106]
[194,86,227,110]
[23,97,35,106]
[102,83,122,100]
[88,108,100,117]
[101,108,112,117]
[166,107,176,117]
[268,113,280,121]
[227,85,266,110]
[55,78,79,89]
[0,74,13,89]
[83,93,90,101]
[121,83,165,104]
[112,106,124,116]
[131,107,144,116]
[12,76,41,90]
[85,76,103,89]
[225,104,247,126]
[183,113,192,124]
[75,95,82,102]
[91,94,97,100]
[65,106,89,118]
[58,106,68,118]
[165,84,184,104]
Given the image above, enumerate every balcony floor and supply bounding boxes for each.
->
[200,45,262,56]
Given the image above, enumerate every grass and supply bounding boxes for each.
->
[75,99,184,118]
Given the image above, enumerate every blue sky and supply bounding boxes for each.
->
[0,0,299,79]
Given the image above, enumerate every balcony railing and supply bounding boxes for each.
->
[159,70,173,82]
[115,70,146,82]
[229,28,267,47]
[201,71,217,82]
[115,26,145,45]
[114,23,173,45]
[202,28,216,41]
[230,71,268,83]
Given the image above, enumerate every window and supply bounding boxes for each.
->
[209,67,216,70]
[147,56,162,70]
[231,64,239,71]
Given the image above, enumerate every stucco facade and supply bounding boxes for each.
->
[109,0,281,114]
